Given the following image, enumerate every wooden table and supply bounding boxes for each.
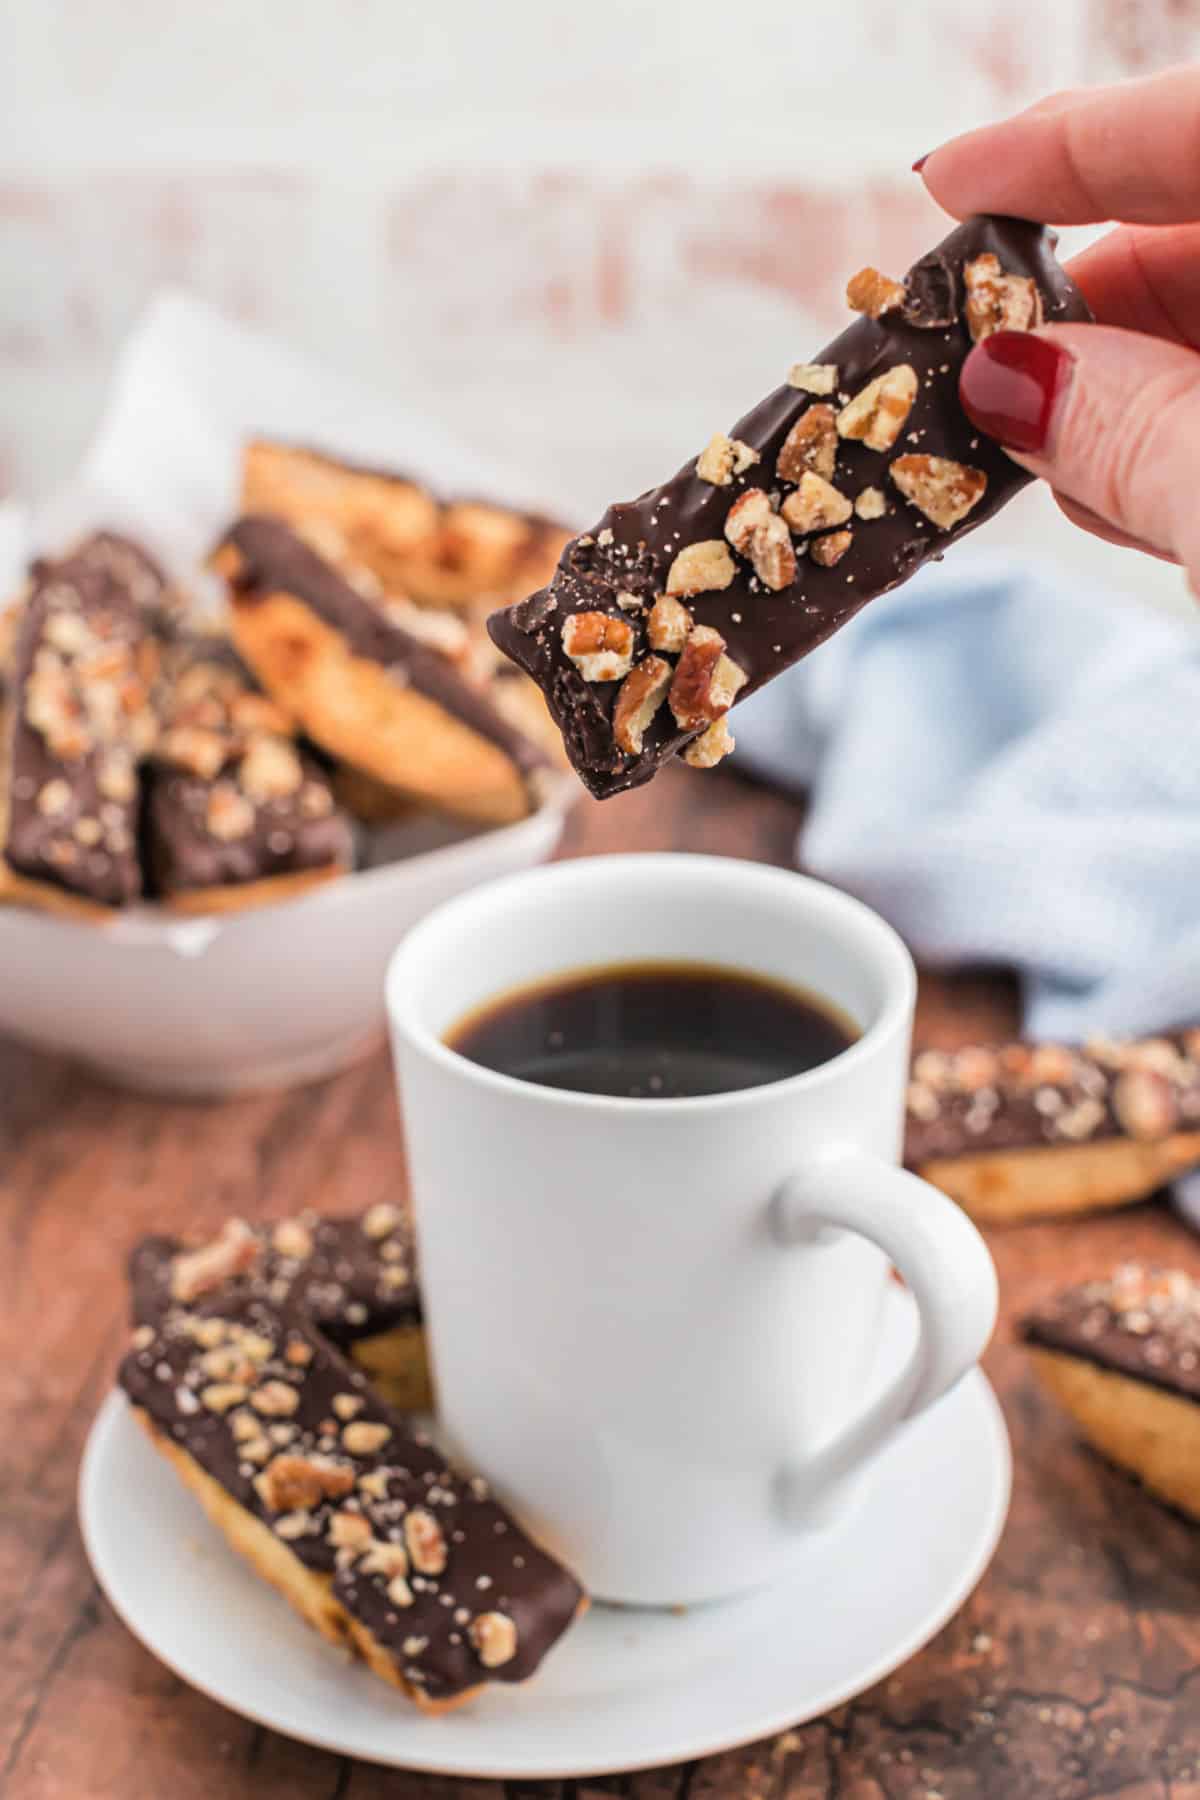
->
[3,766,1199,1800]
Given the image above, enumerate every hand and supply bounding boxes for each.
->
[919,67,1200,594]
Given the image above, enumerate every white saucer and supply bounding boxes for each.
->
[79,1290,1010,1780]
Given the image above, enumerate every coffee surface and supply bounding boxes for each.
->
[446,961,857,1099]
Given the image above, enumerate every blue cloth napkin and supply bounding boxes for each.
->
[733,551,1200,1218]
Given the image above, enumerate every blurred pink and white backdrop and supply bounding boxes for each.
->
[1,0,1197,608]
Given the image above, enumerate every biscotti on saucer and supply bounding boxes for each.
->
[120,1282,584,1710]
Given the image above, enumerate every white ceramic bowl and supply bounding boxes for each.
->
[0,788,572,1096]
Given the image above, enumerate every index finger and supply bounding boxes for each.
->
[920,67,1200,226]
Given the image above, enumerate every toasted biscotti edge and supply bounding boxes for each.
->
[1028,1346,1200,1521]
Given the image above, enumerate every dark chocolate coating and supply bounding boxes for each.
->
[128,1212,422,1347]
[5,534,164,904]
[1021,1267,1200,1402]
[144,630,354,900]
[488,216,1091,798]
[333,1464,580,1698]
[222,517,548,778]
[143,753,351,898]
[904,1034,1200,1166]
[120,1291,583,1698]
[27,531,168,606]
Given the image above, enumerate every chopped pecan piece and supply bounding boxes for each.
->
[44,611,90,657]
[1027,1044,1075,1086]
[200,1382,248,1413]
[724,488,773,555]
[1056,1098,1107,1141]
[748,512,797,591]
[777,404,838,483]
[358,1468,390,1502]
[404,1506,448,1575]
[360,1540,409,1579]
[907,1079,939,1122]
[255,1453,355,1513]
[781,471,853,535]
[963,253,1043,343]
[97,751,137,804]
[682,717,735,769]
[837,365,918,452]
[786,362,838,395]
[37,779,71,817]
[185,1317,228,1350]
[274,1510,315,1540]
[613,655,673,755]
[669,626,747,731]
[251,1380,300,1417]
[1127,1038,1187,1077]
[723,491,796,589]
[170,1219,259,1303]
[240,735,304,801]
[810,529,853,567]
[645,594,693,655]
[160,725,227,780]
[363,1202,401,1240]
[328,1510,373,1550]
[955,1046,1000,1090]
[889,455,987,530]
[1113,1069,1179,1142]
[696,433,759,485]
[25,660,91,760]
[205,782,256,842]
[846,266,907,318]
[201,1343,257,1384]
[665,540,736,598]
[296,782,330,820]
[561,611,635,682]
[271,1218,313,1260]
[469,1611,519,1668]
[342,1420,391,1455]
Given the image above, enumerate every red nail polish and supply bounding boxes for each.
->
[911,154,930,173]
[958,331,1073,455]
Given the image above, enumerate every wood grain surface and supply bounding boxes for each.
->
[2,765,1198,1800]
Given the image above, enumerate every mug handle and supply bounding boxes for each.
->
[770,1143,998,1522]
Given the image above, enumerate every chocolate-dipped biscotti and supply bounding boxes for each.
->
[120,1287,584,1710]
[241,439,569,614]
[489,215,1090,797]
[145,635,352,913]
[129,1208,431,1413]
[215,516,550,826]
[1022,1265,1200,1522]
[905,1034,1200,1223]
[1,533,165,916]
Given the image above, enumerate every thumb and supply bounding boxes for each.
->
[959,323,1200,592]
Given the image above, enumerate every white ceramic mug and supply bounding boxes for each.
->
[387,853,997,1606]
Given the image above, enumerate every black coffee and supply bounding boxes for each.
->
[446,960,858,1099]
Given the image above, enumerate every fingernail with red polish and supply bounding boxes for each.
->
[911,154,930,173]
[959,331,1074,456]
